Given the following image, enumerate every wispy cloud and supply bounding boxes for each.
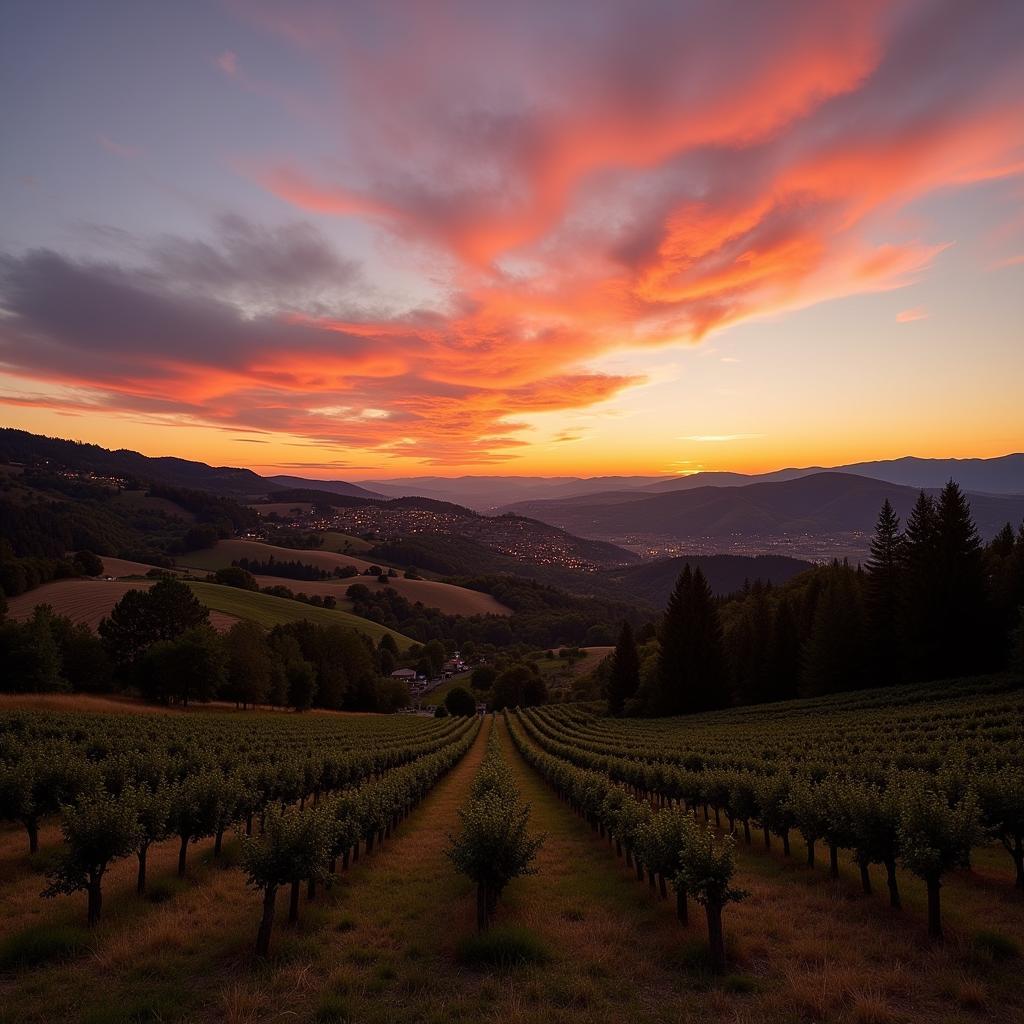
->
[679,434,765,442]
[97,134,141,159]
[896,306,929,323]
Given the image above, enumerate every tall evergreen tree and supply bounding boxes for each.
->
[900,491,940,680]
[800,561,867,697]
[606,621,640,716]
[655,565,727,714]
[729,581,775,705]
[934,480,990,675]
[864,499,904,685]
[769,594,801,702]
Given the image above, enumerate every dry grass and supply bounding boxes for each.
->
[1,713,1022,1023]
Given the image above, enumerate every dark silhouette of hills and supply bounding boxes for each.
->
[502,472,1024,542]
[596,554,814,605]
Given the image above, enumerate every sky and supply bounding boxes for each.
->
[0,0,1022,481]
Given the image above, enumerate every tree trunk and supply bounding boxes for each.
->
[625,848,633,868]
[885,859,900,908]
[308,875,316,900]
[245,814,253,836]
[926,876,942,939]
[87,875,103,927]
[859,860,872,894]
[476,883,489,933]
[782,831,790,856]
[658,874,668,899]
[1011,837,1024,891]
[705,899,726,973]
[27,820,39,855]
[137,846,148,895]
[829,843,839,880]
[289,879,300,923]
[214,829,223,858]
[615,839,622,858]
[366,832,374,854]
[177,835,189,877]
[743,820,751,845]
[636,859,645,882]
[676,885,688,924]
[352,841,360,862]
[806,838,815,867]
[763,824,770,849]
[648,868,656,891]
[342,849,350,870]
[255,885,276,957]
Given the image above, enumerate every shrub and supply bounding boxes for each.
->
[0,923,90,970]
[456,926,550,968]
[972,929,1020,962]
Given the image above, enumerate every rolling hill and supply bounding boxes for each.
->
[501,473,1024,545]
[594,553,814,606]
[7,577,414,648]
[179,539,512,616]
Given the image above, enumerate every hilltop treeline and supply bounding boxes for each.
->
[346,575,647,649]
[0,579,409,712]
[601,482,1024,715]
[0,469,256,596]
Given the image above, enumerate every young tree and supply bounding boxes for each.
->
[975,768,1024,890]
[897,780,980,938]
[636,807,697,921]
[447,733,543,931]
[44,789,140,926]
[848,784,904,907]
[606,621,641,715]
[676,824,747,973]
[127,784,172,895]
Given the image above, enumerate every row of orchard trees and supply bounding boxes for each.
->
[242,721,478,955]
[446,722,543,931]
[506,711,745,972]
[0,708,476,936]
[519,705,1022,939]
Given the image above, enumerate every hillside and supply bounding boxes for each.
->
[0,428,377,501]
[501,472,1024,546]
[596,553,814,605]
[178,539,512,616]
[7,577,414,648]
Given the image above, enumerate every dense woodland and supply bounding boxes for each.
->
[601,483,1024,716]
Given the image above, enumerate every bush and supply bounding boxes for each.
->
[0,923,90,970]
[456,926,550,968]
[445,686,477,717]
[972,929,1020,962]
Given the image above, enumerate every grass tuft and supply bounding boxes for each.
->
[145,877,187,904]
[456,926,551,969]
[972,929,1020,962]
[314,994,352,1023]
[0,922,91,970]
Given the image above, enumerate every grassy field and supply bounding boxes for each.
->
[6,580,239,632]
[181,539,511,616]
[5,578,414,648]
[186,582,414,647]
[3,713,1019,1023]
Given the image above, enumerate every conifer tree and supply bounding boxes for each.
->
[800,561,867,696]
[900,491,940,679]
[934,481,990,675]
[865,499,903,684]
[656,566,727,714]
[606,621,640,716]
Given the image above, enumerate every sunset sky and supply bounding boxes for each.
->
[1,0,1022,479]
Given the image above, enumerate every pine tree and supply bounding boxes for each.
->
[934,481,990,676]
[800,561,867,696]
[900,491,940,680]
[769,595,801,702]
[606,621,640,716]
[655,565,727,714]
[864,499,904,685]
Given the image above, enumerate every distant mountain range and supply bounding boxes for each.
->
[501,472,1024,547]
[367,454,1024,509]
